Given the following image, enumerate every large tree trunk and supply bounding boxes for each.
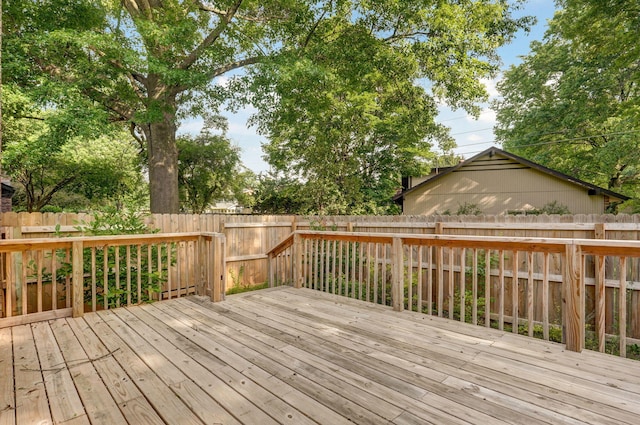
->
[144,91,180,213]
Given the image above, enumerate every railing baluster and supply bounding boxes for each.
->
[619,256,627,357]
[512,250,519,334]
[417,246,423,314]
[485,249,491,328]
[459,248,465,322]
[37,250,43,313]
[427,245,433,315]
[351,240,357,299]
[472,248,478,326]
[543,252,550,341]
[91,247,96,312]
[366,242,372,303]
[596,254,606,351]
[103,246,109,310]
[437,246,443,317]
[407,245,413,311]
[448,248,454,320]
[126,245,132,306]
[527,251,534,337]
[137,245,142,304]
[373,243,379,304]
[499,250,505,331]
[358,242,364,300]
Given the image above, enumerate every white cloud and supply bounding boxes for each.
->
[228,122,260,137]
[477,108,496,124]
[177,119,203,135]
[480,77,500,98]
[467,134,484,142]
[214,76,230,87]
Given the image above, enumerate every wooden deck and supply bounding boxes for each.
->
[2,287,640,425]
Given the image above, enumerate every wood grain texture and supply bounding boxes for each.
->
[3,286,640,424]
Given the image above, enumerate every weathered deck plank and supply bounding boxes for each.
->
[2,286,640,424]
[0,328,16,425]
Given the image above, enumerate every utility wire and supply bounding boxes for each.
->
[451,129,640,155]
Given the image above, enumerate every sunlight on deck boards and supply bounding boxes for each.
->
[1,286,640,425]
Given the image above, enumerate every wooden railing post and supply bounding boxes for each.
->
[563,242,584,352]
[212,235,226,302]
[594,223,606,351]
[391,237,404,312]
[267,252,275,288]
[195,235,204,296]
[72,240,84,318]
[293,233,303,289]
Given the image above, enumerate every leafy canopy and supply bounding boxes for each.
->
[494,0,640,209]
[3,0,532,213]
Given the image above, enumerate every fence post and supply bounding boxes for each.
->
[293,233,303,289]
[391,237,404,312]
[563,242,584,352]
[72,240,84,318]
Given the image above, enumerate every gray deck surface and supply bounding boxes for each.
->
[2,286,640,424]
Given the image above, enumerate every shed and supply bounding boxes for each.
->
[1,180,15,213]
[394,147,629,215]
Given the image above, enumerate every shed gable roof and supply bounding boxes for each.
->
[395,147,630,202]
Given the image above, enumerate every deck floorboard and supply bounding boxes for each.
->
[2,286,640,424]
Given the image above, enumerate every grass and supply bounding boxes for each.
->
[226,282,270,295]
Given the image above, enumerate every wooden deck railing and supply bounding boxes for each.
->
[267,231,640,357]
[0,232,226,328]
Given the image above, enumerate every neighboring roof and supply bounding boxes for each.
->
[394,146,630,202]
[1,181,15,198]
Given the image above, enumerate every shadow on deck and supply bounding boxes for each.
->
[2,286,640,425]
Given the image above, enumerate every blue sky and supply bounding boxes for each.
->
[439,0,557,159]
[178,0,557,174]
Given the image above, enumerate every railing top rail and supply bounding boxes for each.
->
[0,232,225,252]
[267,233,295,257]
[293,230,640,256]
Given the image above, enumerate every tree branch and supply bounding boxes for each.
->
[179,0,245,70]
[197,0,284,22]
[384,30,435,42]
[302,10,327,49]
[174,55,262,93]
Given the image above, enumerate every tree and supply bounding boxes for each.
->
[252,172,312,214]
[1,84,143,212]
[177,122,252,213]
[4,0,532,213]
[494,0,640,205]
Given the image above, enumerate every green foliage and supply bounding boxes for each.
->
[456,202,482,216]
[5,0,532,212]
[534,201,571,215]
[252,173,312,214]
[494,0,640,207]
[1,85,145,212]
[49,209,168,308]
[226,282,269,296]
[74,208,155,236]
[248,0,532,214]
[177,123,253,213]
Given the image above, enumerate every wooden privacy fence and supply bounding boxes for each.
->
[6,212,640,288]
[0,232,226,328]
[268,230,640,357]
